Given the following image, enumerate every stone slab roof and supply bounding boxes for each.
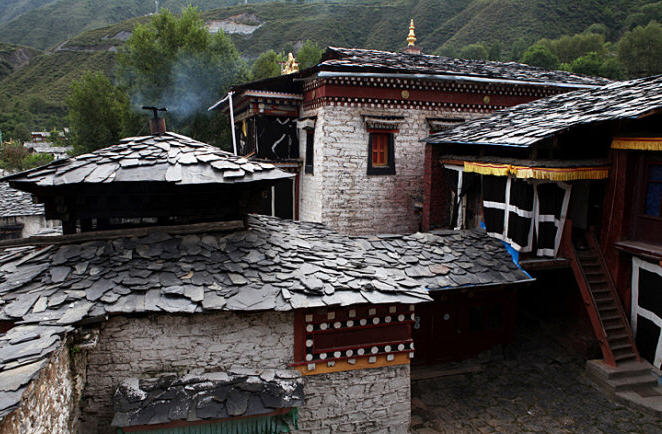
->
[0,215,530,421]
[3,132,291,187]
[112,369,303,428]
[424,75,662,148]
[319,47,610,87]
[0,182,44,218]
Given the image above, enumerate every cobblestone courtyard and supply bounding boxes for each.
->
[410,321,662,433]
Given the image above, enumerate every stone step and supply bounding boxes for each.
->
[615,386,662,415]
[609,374,658,392]
[586,359,652,381]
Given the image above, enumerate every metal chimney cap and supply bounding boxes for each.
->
[142,106,168,119]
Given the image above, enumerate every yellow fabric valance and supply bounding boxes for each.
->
[463,161,609,181]
[611,137,662,151]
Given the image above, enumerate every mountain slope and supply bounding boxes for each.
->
[0,0,58,24]
[0,43,41,81]
[0,0,658,133]
[0,0,289,50]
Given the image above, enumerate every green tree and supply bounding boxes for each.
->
[511,38,530,62]
[599,57,626,80]
[296,40,323,69]
[459,43,488,60]
[488,42,502,61]
[548,33,606,64]
[0,142,27,171]
[618,21,662,77]
[117,6,249,147]
[521,45,560,70]
[251,50,282,81]
[585,23,608,37]
[569,52,604,76]
[436,45,458,58]
[625,2,662,30]
[66,71,132,155]
[22,152,54,170]
[12,124,30,142]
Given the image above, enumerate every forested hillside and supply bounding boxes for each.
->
[0,0,290,50]
[1,0,661,136]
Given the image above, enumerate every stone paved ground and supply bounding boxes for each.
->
[410,322,662,433]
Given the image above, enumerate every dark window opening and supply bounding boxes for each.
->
[644,163,662,217]
[0,223,23,240]
[468,306,485,332]
[304,129,315,175]
[367,132,396,175]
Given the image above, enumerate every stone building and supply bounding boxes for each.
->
[423,75,662,412]
[0,122,530,432]
[211,24,608,235]
[0,182,59,240]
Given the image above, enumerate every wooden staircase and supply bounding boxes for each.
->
[562,229,639,367]
[559,224,662,414]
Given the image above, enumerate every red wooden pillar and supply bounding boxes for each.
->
[599,149,635,308]
[422,144,448,231]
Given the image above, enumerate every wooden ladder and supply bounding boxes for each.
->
[562,228,640,367]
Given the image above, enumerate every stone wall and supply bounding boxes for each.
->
[0,340,81,434]
[296,365,411,434]
[0,215,58,238]
[298,116,324,223]
[79,311,294,433]
[79,310,413,433]
[299,105,479,235]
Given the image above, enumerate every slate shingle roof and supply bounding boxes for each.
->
[0,183,44,218]
[3,132,291,187]
[0,215,530,420]
[424,75,662,148]
[319,47,610,87]
[112,369,303,428]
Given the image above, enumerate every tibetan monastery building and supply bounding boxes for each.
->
[423,75,662,410]
[211,23,609,236]
[0,117,530,432]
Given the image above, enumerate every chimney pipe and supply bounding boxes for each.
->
[142,106,168,135]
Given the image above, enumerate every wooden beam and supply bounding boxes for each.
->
[0,220,245,249]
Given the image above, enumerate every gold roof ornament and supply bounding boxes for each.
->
[281,52,300,75]
[403,18,421,54]
[407,19,416,47]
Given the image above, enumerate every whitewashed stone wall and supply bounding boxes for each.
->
[300,105,477,235]
[295,365,411,434]
[0,342,80,434]
[299,116,325,223]
[0,215,58,238]
[79,311,294,433]
[79,310,413,433]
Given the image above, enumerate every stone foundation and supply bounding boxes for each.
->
[297,365,411,433]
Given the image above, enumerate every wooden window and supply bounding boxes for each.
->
[367,132,396,175]
[304,129,315,175]
[371,133,388,167]
[644,163,662,217]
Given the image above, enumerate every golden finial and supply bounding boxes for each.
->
[407,19,416,47]
[281,52,300,75]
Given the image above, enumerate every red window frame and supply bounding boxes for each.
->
[367,130,396,175]
[371,133,389,167]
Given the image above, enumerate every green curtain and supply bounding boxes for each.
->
[118,408,299,434]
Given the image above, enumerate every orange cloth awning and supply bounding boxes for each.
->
[611,137,662,151]
[462,161,609,181]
